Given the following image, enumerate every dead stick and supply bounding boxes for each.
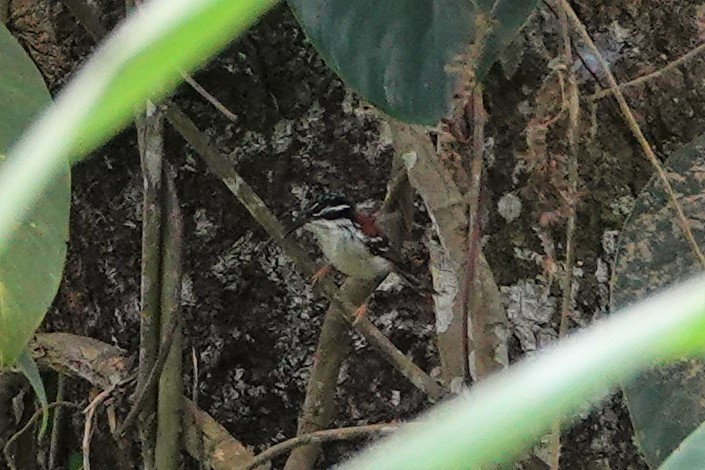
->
[117,313,180,436]
[589,42,705,101]
[134,102,164,469]
[3,401,80,463]
[48,374,66,469]
[548,4,581,467]
[181,73,239,123]
[284,278,370,470]
[246,423,398,470]
[154,166,184,470]
[83,386,116,470]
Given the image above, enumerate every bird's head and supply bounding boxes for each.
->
[285,193,355,236]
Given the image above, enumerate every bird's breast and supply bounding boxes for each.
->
[306,221,391,279]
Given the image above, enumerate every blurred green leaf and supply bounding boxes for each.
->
[0,24,70,366]
[287,0,538,124]
[68,451,84,470]
[342,277,705,469]
[612,134,705,467]
[15,349,49,437]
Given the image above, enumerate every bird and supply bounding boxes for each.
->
[285,193,434,319]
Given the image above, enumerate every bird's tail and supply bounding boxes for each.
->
[394,266,437,295]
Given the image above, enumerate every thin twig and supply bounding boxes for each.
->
[540,0,605,88]
[548,4,581,468]
[191,348,205,470]
[247,423,399,470]
[181,73,239,123]
[64,0,238,127]
[82,409,95,470]
[82,383,119,470]
[3,401,80,464]
[117,313,181,436]
[559,0,705,268]
[83,383,117,416]
[48,375,66,470]
[589,42,705,101]
[83,392,110,470]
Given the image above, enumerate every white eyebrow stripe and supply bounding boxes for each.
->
[313,204,351,216]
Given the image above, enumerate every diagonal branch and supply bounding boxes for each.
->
[588,42,705,101]
[284,277,372,470]
[248,423,398,470]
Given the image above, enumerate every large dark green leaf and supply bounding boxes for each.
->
[660,418,705,469]
[288,0,539,124]
[0,24,70,366]
[612,135,705,467]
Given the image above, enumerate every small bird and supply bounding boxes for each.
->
[286,194,434,299]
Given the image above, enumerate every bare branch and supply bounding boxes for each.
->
[3,401,80,465]
[83,385,116,470]
[589,42,705,101]
[181,73,239,123]
[48,374,66,470]
[249,423,398,470]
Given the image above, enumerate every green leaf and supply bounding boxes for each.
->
[0,24,70,366]
[15,349,49,438]
[612,134,705,467]
[660,418,705,469]
[68,452,84,470]
[287,0,539,124]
